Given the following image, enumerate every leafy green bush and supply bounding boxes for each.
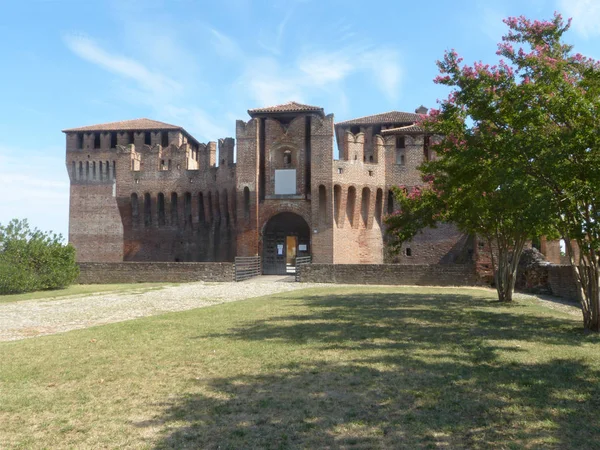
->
[0,219,79,294]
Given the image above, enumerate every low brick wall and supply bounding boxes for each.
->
[547,265,578,301]
[298,264,479,286]
[77,262,235,284]
[518,264,578,302]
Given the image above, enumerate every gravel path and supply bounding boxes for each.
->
[1,280,582,342]
[0,277,322,342]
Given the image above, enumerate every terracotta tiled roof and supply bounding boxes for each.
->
[381,124,425,134]
[336,111,420,126]
[248,101,324,116]
[62,118,182,132]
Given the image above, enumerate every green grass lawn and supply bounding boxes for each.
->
[1,287,599,449]
[0,283,174,304]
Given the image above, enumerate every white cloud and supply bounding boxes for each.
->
[63,33,182,98]
[0,146,69,238]
[558,0,600,37]
[64,33,232,141]
[209,28,244,60]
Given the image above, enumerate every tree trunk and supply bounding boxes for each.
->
[565,239,600,332]
[492,236,526,303]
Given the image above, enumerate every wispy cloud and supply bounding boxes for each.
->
[258,9,293,55]
[231,39,403,107]
[63,33,183,99]
[64,33,231,140]
[558,0,600,38]
[0,146,69,238]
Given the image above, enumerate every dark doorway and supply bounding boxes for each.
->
[263,212,310,275]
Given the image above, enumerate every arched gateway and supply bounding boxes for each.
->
[262,212,310,275]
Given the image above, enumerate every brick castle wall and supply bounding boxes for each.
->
[77,262,234,284]
[298,263,479,286]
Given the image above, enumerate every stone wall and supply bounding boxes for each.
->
[298,263,479,286]
[547,265,578,301]
[77,262,234,284]
[517,264,578,302]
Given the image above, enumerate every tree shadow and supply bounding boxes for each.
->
[140,291,600,448]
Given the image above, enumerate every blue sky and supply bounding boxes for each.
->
[1,0,599,239]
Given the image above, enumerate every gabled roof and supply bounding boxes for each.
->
[336,111,420,126]
[381,124,425,135]
[62,118,182,132]
[248,101,324,117]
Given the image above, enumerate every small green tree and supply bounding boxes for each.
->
[0,219,79,294]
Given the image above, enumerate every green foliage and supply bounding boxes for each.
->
[0,219,79,295]
[385,17,559,302]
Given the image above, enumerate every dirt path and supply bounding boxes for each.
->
[0,277,320,342]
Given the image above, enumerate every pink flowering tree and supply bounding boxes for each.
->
[386,17,558,303]
[496,14,600,331]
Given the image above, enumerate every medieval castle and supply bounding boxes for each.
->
[64,101,562,275]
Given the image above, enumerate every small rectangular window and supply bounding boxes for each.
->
[144,132,151,145]
[396,149,406,165]
[93,133,101,149]
[76,133,84,149]
[110,132,117,148]
[396,136,405,149]
[128,131,135,144]
[161,132,169,148]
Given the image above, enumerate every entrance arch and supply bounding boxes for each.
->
[262,212,310,275]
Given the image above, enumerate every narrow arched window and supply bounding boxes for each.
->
[214,191,221,224]
[347,186,356,228]
[184,192,192,228]
[106,160,110,178]
[85,161,90,179]
[243,187,250,220]
[319,185,327,226]
[113,161,116,178]
[131,193,139,226]
[71,161,76,179]
[143,193,151,227]
[375,188,383,225]
[334,185,341,226]
[387,190,394,215]
[198,192,206,225]
[207,191,213,223]
[157,193,165,226]
[79,162,83,179]
[171,192,179,226]
[222,190,229,226]
[99,161,103,180]
[92,161,96,179]
[361,187,370,227]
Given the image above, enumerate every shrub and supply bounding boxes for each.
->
[0,219,79,294]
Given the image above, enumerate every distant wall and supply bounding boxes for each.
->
[298,264,479,286]
[77,262,234,284]
[547,265,578,301]
[517,264,578,302]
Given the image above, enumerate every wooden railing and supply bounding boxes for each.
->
[234,256,261,281]
[295,256,312,282]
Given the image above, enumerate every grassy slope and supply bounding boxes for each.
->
[0,283,173,304]
[1,287,599,449]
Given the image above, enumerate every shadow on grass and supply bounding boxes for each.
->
[144,291,600,449]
